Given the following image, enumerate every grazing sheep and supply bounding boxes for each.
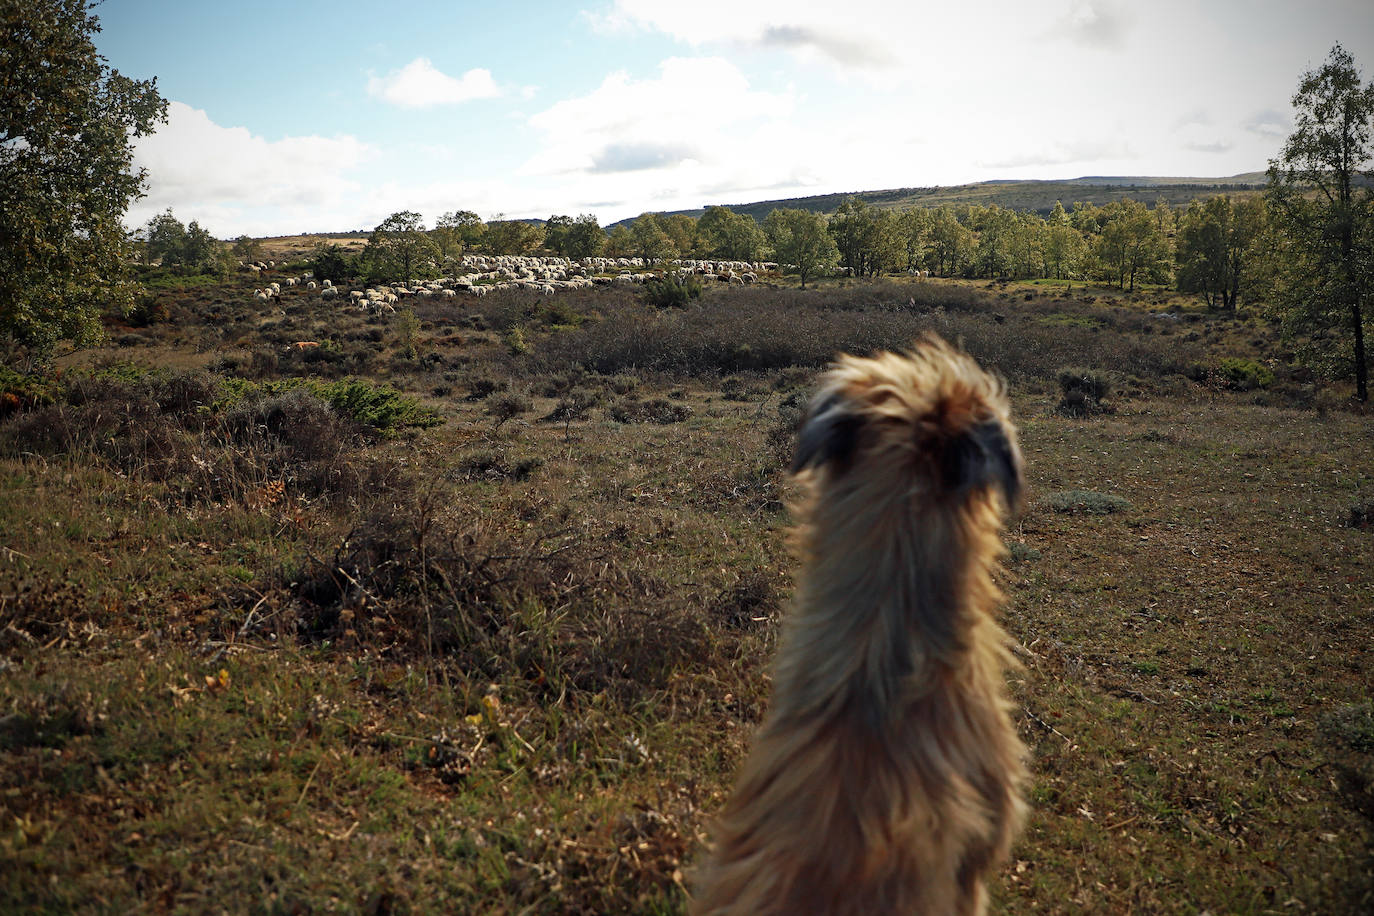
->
[693,335,1028,916]
[321,286,338,299]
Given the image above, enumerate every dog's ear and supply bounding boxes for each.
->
[941,419,1022,506]
[792,391,864,473]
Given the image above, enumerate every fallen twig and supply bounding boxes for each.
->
[1024,707,1074,746]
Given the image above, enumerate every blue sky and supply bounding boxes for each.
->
[92,0,1374,238]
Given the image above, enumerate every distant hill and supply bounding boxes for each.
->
[607,173,1269,227]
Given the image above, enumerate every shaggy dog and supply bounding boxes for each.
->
[693,336,1028,916]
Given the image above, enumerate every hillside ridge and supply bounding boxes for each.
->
[606,172,1268,228]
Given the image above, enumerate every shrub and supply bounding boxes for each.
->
[455,449,543,481]
[309,242,352,283]
[465,376,507,400]
[536,299,583,327]
[504,325,530,356]
[1216,357,1275,391]
[607,373,638,396]
[1057,367,1112,416]
[487,392,532,430]
[641,271,702,309]
[608,397,693,424]
[543,388,600,425]
[262,378,444,432]
[0,367,59,417]
[1347,500,1374,531]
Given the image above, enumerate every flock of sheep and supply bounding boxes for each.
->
[247,254,780,311]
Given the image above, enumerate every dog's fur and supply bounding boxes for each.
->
[693,336,1028,916]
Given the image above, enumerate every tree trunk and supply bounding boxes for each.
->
[1354,297,1369,401]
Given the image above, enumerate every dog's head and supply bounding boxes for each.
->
[792,335,1022,510]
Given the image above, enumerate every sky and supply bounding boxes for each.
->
[90,0,1374,238]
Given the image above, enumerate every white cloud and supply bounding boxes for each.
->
[1245,109,1290,139]
[587,1,906,72]
[1056,0,1133,49]
[127,101,373,236]
[525,57,793,178]
[974,136,1136,171]
[366,58,501,108]
[1183,139,1234,154]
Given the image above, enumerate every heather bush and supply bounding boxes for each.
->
[1057,367,1113,416]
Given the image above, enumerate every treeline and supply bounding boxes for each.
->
[284,193,1268,308]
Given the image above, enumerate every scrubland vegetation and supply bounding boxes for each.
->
[4,6,1372,911]
[2,268,1372,913]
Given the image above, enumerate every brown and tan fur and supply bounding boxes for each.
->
[693,336,1028,916]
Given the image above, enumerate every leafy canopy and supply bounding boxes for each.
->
[1265,43,1374,399]
[0,0,167,362]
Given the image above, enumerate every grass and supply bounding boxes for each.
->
[1,269,1371,913]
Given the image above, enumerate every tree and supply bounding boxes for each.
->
[181,220,223,274]
[605,224,634,258]
[564,214,606,260]
[1176,196,1267,310]
[543,214,575,257]
[138,209,223,274]
[436,210,485,252]
[309,242,351,284]
[365,211,439,285]
[896,208,931,273]
[828,199,904,278]
[631,213,676,262]
[972,205,1019,279]
[1266,44,1374,400]
[0,0,167,360]
[926,207,975,277]
[660,214,703,259]
[484,216,544,255]
[1094,199,1170,291]
[143,209,188,266]
[1044,222,1089,281]
[698,206,764,261]
[231,235,263,263]
[764,208,838,289]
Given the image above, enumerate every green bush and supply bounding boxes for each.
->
[504,326,530,356]
[216,376,442,432]
[308,242,352,284]
[641,271,702,309]
[0,366,59,416]
[1216,357,1275,391]
[308,378,443,431]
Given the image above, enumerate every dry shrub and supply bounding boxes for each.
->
[607,397,692,424]
[708,571,779,631]
[282,498,710,699]
[0,368,396,507]
[531,283,1198,386]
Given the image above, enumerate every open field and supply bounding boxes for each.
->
[2,268,1371,913]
